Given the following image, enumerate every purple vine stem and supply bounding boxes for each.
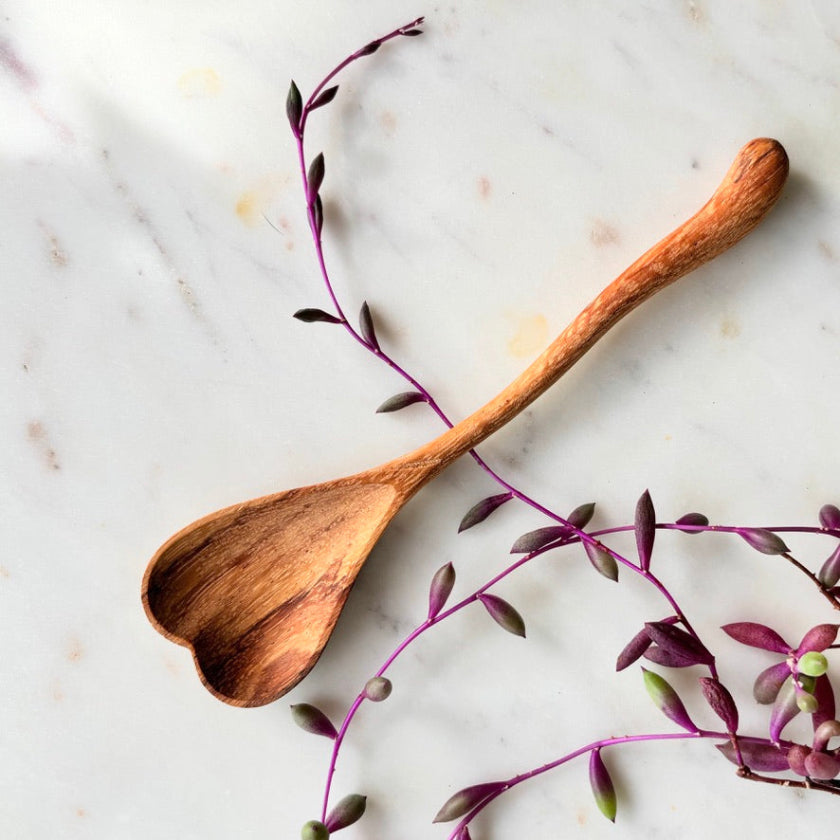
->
[285,18,840,828]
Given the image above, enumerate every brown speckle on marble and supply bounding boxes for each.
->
[687,1,704,23]
[0,37,37,90]
[380,109,397,136]
[67,636,83,663]
[477,176,492,200]
[720,316,741,339]
[26,420,60,470]
[818,240,835,260]
[39,221,67,267]
[590,219,619,247]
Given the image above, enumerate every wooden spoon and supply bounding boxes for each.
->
[143,138,788,707]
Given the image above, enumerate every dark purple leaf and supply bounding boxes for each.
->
[294,307,342,324]
[643,645,697,668]
[358,40,382,56]
[818,544,840,588]
[478,593,526,638]
[312,194,324,235]
[804,751,840,780]
[290,703,338,740]
[716,740,789,772]
[310,85,339,111]
[376,391,427,413]
[433,782,505,823]
[812,675,836,730]
[584,541,618,581]
[359,301,379,350]
[769,676,799,742]
[589,749,617,822]
[797,624,839,655]
[325,794,367,832]
[616,627,654,671]
[699,677,739,731]
[307,152,325,200]
[753,661,791,704]
[645,621,714,666]
[675,512,709,533]
[721,622,790,653]
[820,504,840,530]
[401,28,424,36]
[428,562,456,621]
[286,79,302,133]
[566,502,596,530]
[635,490,655,571]
[458,492,513,533]
[642,668,698,732]
[739,528,789,555]
[510,525,570,554]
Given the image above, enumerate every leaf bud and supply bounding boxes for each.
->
[363,676,392,702]
[477,593,526,638]
[428,562,456,621]
[819,503,840,530]
[797,651,829,678]
[588,748,617,822]
[325,794,367,832]
[641,668,698,732]
[457,492,512,532]
[290,703,338,740]
[301,820,329,840]
[738,528,789,555]
[813,719,840,752]
[433,782,504,823]
[817,544,840,588]
[286,80,303,134]
[796,623,839,654]
[294,308,342,324]
[376,390,427,413]
[753,661,791,704]
[796,690,819,714]
[699,677,739,732]
[635,489,655,571]
[584,541,618,581]
[716,740,790,772]
[786,743,810,776]
[804,750,840,780]
[675,512,709,533]
[510,525,570,554]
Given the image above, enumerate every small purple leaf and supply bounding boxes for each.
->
[753,661,791,704]
[294,308,342,324]
[433,782,505,823]
[589,749,617,823]
[716,740,790,772]
[401,28,424,36]
[817,544,840,588]
[674,512,709,533]
[812,675,836,730]
[819,504,840,530]
[290,703,338,740]
[359,301,380,350]
[616,627,654,672]
[699,677,739,732]
[739,528,789,555]
[376,391,427,413]
[477,593,526,638]
[286,80,302,134]
[358,40,382,56]
[310,85,339,111]
[645,622,714,666]
[787,743,811,776]
[307,153,325,201]
[428,562,456,621]
[584,541,619,582]
[769,676,800,742]
[325,794,367,832]
[643,645,699,668]
[510,525,570,554]
[635,490,655,571]
[641,668,698,732]
[566,502,596,530]
[458,492,513,533]
[797,624,839,655]
[721,622,790,653]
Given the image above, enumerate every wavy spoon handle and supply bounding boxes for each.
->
[393,138,788,482]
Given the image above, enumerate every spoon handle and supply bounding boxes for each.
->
[396,138,788,481]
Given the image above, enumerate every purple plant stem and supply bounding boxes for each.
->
[444,728,837,839]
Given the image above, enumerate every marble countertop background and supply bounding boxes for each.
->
[3,2,840,837]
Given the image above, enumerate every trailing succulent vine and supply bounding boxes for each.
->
[281,16,840,839]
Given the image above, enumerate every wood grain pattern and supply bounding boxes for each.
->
[143,139,789,707]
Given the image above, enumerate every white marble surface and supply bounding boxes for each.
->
[3,2,840,837]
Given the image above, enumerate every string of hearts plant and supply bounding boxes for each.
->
[281,17,840,839]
